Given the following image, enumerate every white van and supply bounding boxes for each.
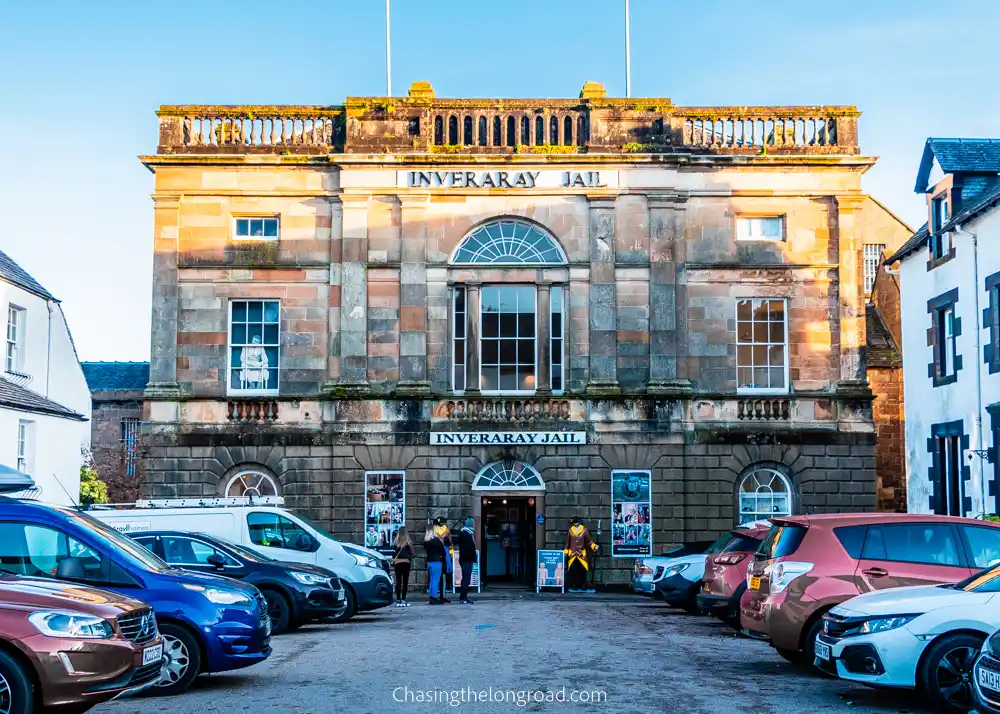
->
[90,497,394,619]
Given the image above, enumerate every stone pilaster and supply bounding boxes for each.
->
[586,196,620,395]
[322,199,343,393]
[835,195,870,393]
[338,195,370,393]
[146,196,181,399]
[397,196,430,395]
[465,282,482,394]
[536,282,552,395]
[647,192,692,395]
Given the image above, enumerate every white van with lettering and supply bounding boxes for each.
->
[90,497,393,621]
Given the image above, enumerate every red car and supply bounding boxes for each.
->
[696,523,769,626]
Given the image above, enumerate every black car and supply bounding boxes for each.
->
[974,628,1000,713]
[133,531,347,634]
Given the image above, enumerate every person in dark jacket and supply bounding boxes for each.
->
[423,523,447,604]
[456,517,477,604]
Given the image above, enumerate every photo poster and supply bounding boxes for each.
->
[611,470,652,558]
[451,550,482,594]
[364,470,405,557]
[536,549,565,592]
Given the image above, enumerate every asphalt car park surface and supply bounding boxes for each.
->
[95,594,924,714]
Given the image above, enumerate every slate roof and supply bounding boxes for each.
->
[915,138,1000,192]
[0,377,85,420]
[80,362,150,392]
[0,249,56,301]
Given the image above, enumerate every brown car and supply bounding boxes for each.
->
[0,575,163,713]
[740,513,1000,664]
[696,523,770,626]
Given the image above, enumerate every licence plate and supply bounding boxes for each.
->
[749,576,761,590]
[979,666,1000,693]
[703,582,711,592]
[815,641,831,661]
[142,643,163,666]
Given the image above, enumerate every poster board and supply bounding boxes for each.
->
[611,470,652,557]
[536,549,565,592]
[364,471,405,557]
[451,550,481,594]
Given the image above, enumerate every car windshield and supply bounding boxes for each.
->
[203,533,273,563]
[955,565,1000,593]
[723,534,762,553]
[706,534,736,555]
[63,510,171,572]
[295,514,338,542]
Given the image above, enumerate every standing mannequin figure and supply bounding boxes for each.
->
[563,517,598,593]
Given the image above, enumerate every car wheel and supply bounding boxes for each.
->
[153,623,201,696]
[0,649,36,714]
[262,589,292,635]
[918,632,984,714]
[331,586,357,623]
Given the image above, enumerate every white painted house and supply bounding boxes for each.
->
[0,249,90,504]
[890,138,1000,516]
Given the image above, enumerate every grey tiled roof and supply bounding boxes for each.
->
[866,304,901,368]
[80,362,150,392]
[0,378,85,420]
[915,138,1000,192]
[0,249,55,301]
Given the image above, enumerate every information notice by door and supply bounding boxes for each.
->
[536,550,565,593]
[451,550,481,594]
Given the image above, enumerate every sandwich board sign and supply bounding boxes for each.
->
[451,550,481,594]
[536,550,565,593]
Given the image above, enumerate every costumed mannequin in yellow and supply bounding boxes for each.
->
[563,517,598,593]
[433,517,454,601]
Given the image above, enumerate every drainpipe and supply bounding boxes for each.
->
[953,226,986,514]
[45,301,54,397]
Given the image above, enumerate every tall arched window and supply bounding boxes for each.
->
[521,115,531,145]
[478,116,487,146]
[451,219,566,265]
[577,115,588,143]
[433,115,443,145]
[549,116,559,145]
[225,470,280,498]
[463,116,473,145]
[492,116,502,146]
[448,116,459,145]
[563,116,573,145]
[738,467,792,524]
[535,116,545,144]
[506,116,516,147]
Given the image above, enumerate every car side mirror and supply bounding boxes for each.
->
[206,553,227,569]
[296,533,314,552]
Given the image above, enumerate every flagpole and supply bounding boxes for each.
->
[624,0,631,98]
[385,0,392,96]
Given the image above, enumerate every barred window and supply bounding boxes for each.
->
[120,418,140,477]
[863,244,886,295]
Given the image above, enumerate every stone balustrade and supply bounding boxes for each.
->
[736,398,791,420]
[227,400,279,423]
[157,107,342,154]
[676,108,857,153]
[434,398,572,423]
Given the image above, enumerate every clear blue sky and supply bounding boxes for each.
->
[1,0,997,361]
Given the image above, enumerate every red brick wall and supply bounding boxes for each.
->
[869,366,905,511]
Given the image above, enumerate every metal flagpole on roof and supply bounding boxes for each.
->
[624,0,632,98]
[385,0,392,97]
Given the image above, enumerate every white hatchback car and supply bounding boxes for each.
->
[814,566,1000,714]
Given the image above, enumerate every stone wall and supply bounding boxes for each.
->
[870,366,906,511]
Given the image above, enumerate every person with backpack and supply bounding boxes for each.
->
[423,522,448,604]
[392,527,413,607]
[455,517,477,604]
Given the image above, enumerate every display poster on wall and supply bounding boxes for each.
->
[451,551,482,594]
[364,471,405,556]
[611,470,652,557]
[536,549,565,592]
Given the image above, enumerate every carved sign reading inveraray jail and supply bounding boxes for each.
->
[399,170,616,189]
[430,431,587,446]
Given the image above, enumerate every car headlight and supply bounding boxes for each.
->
[182,583,252,606]
[768,561,815,594]
[662,563,690,579]
[858,615,919,635]
[29,611,113,639]
[352,553,380,569]
[291,572,330,586]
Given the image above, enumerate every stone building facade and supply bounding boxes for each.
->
[141,82,910,585]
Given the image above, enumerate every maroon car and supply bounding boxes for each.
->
[696,523,769,626]
[0,575,162,713]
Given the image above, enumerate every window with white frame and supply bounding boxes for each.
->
[481,286,536,393]
[863,244,886,295]
[930,195,951,260]
[16,420,34,473]
[738,467,792,524]
[5,305,24,374]
[736,216,784,241]
[228,300,280,394]
[736,298,788,393]
[234,216,279,241]
[937,304,958,379]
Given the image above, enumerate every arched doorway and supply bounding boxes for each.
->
[472,461,545,588]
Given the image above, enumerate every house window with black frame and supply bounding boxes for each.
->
[929,194,951,261]
[927,289,961,387]
[985,270,1000,374]
[928,421,969,516]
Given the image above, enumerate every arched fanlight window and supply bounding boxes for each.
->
[738,467,792,524]
[451,219,566,265]
[225,470,280,498]
[472,461,544,491]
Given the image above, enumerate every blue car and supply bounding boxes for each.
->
[0,497,272,696]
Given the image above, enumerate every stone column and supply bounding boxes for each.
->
[586,196,621,395]
[647,192,692,394]
[322,199,343,392]
[834,195,869,391]
[465,282,481,394]
[145,196,181,399]
[397,196,430,395]
[536,283,552,395]
[339,195,370,393]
